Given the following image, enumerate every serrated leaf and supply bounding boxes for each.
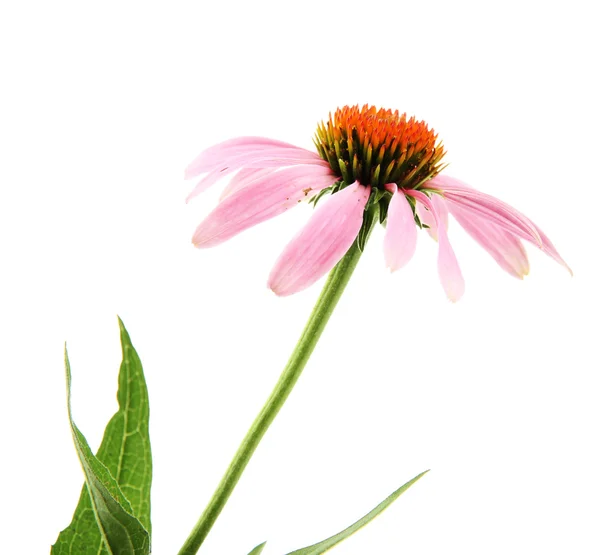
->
[52,319,152,555]
[285,470,428,555]
[247,541,267,555]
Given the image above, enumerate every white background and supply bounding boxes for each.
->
[1,1,598,554]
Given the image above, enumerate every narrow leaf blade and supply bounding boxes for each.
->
[52,320,151,555]
[286,470,428,555]
[247,541,267,555]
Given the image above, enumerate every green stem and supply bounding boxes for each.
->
[178,214,376,555]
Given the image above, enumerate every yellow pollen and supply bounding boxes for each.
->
[314,104,446,190]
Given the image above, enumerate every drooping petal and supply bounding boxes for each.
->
[530,223,573,275]
[383,184,417,271]
[185,136,316,178]
[406,190,465,302]
[206,147,324,172]
[219,168,276,201]
[185,152,329,203]
[186,167,235,201]
[192,165,336,248]
[430,174,571,275]
[432,193,449,232]
[416,193,448,240]
[268,183,370,296]
[448,200,530,279]
[416,201,435,236]
[429,174,542,246]
[436,226,465,302]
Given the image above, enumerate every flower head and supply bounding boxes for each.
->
[313,105,445,191]
[186,104,570,300]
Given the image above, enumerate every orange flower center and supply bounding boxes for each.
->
[314,104,446,190]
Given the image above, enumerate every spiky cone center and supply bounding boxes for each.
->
[314,104,446,192]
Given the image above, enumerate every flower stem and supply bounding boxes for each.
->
[177,216,376,555]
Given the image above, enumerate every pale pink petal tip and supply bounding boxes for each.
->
[383,184,417,272]
[534,225,573,276]
[407,189,465,302]
[438,231,466,302]
[430,175,544,247]
[448,201,530,280]
[430,174,572,277]
[185,136,312,179]
[268,182,370,296]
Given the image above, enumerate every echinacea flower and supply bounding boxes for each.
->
[186,104,570,301]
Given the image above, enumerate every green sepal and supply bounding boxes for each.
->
[52,319,152,555]
[404,193,424,228]
[372,189,392,225]
[308,187,333,207]
[331,180,347,194]
[379,203,389,226]
[370,187,387,205]
[357,202,380,252]
[285,470,428,555]
[309,179,349,208]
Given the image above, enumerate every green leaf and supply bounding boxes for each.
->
[98,319,152,530]
[247,542,267,555]
[285,470,428,555]
[52,318,152,555]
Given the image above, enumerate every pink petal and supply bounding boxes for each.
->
[433,194,449,232]
[406,190,465,302]
[383,184,418,271]
[416,193,448,240]
[185,136,313,178]
[430,174,571,275]
[530,223,573,276]
[268,183,370,296]
[448,200,530,279]
[220,164,336,203]
[192,165,336,248]
[429,174,542,246]
[220,168,278,201]
[186,138,324,179]
[186,167,235,202]
[416,201,435,236]
[210,147,324,171]
[185,153,329,203]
